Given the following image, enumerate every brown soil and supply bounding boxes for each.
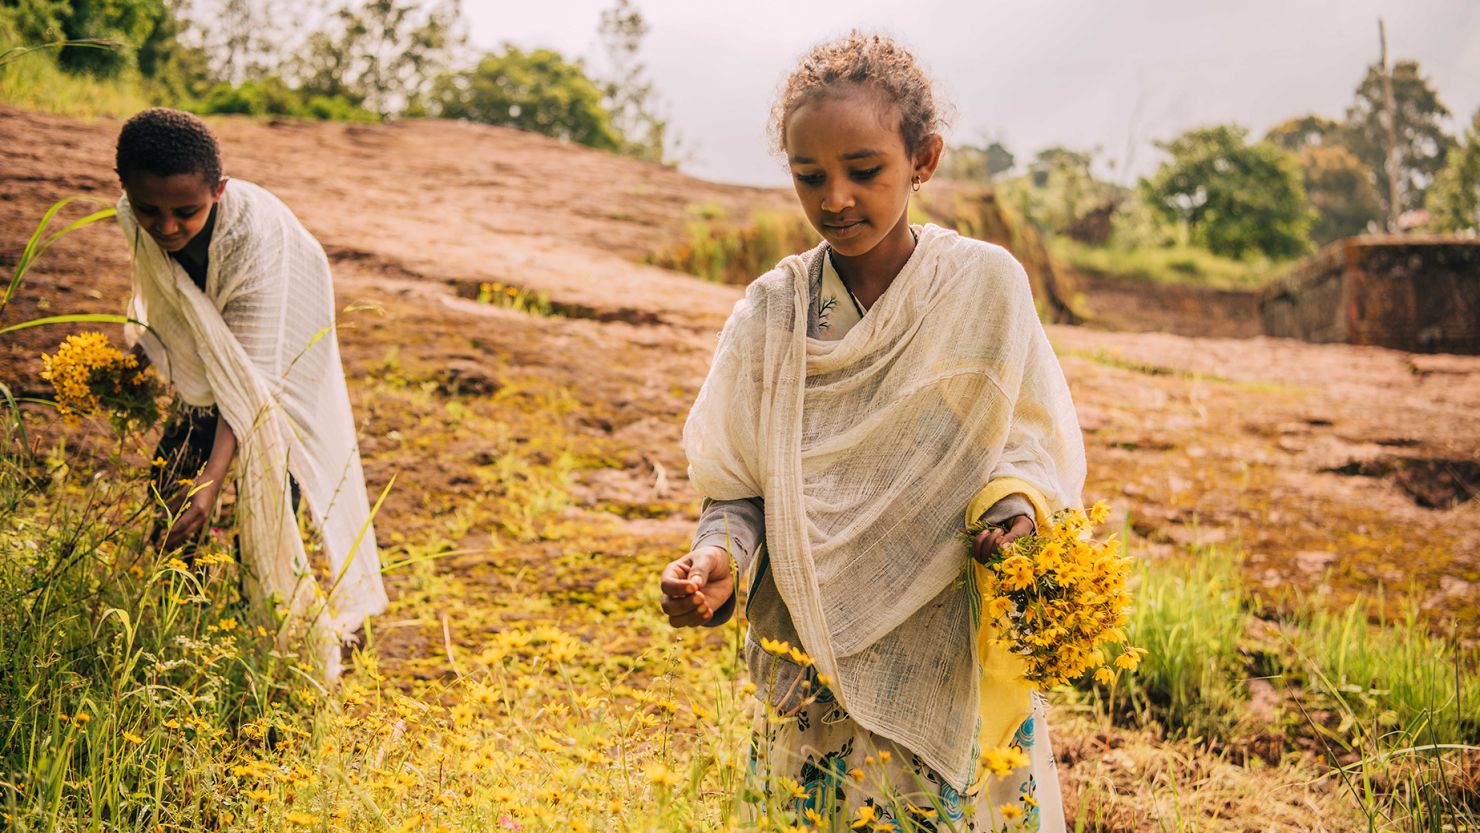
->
[2,105,1477,826]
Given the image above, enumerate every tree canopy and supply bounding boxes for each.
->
[1345,59,1456,216]
[431,47,621,151]
[1141,125,1312,259]
[1426,109,1480,233]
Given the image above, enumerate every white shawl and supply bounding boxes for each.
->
[119,180,388,675]
[684,224,1085,786]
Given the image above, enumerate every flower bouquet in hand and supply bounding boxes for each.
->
[963,501,1146,689]
[41,331,163,437]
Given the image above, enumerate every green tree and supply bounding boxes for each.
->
[1266,114,1343,154]
[431,46,620,151]
[1140,125,1312,259]
[296,0,461,117]
[1345,59,1456,215]
[1426,109,1480,232]
[1300,144,1383,243]
[2,0,176,78]
[596,0,670,163]
[1265,116,1382,243]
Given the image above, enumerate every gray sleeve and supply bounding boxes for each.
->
[981,493,1036,531]
[691,496,764,628]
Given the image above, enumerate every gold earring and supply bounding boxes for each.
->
[912,176,922,192]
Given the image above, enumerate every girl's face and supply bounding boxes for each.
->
[123,172,226,253]
[784,85,941,259]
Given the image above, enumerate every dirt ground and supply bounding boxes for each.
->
[5,105,1475,632]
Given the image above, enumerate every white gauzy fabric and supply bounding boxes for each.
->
[684,224,1085,788]
[119,180,388,675]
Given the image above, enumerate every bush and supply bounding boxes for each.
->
[195,77,374,121]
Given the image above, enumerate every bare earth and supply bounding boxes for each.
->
[2,105,1477,827]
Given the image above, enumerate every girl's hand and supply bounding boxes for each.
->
[659,545,734,628]
[972,514,1035,563]
[162,477,221,549]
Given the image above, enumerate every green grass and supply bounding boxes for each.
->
[0,25,155,117]
[645,206,817,285]
[1050,235,1284,291]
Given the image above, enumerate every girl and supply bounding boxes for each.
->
[115,108,387,677]
[661,34,1084,831]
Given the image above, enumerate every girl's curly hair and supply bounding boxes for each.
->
[771,31,948,155]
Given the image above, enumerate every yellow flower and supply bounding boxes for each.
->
[151,456,167,467]
[1001,803,1024,820]
[644,762,683,788]
[777,776,808,800]
[759,637,792,656]
[787,646,815,667]
[1089,500,1111,525]
[851,805,880,829]
[216,617,238,632]
[1114,650,1143,671]
[1094,666,1117,685]
[122,730,144,744]
[848,768,865,783]
[996,555,1035,591]
[246,788,272,801]
[285,811,316,827]
[980,745,1030,777]
[72,712,91,726]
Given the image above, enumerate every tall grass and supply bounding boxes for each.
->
[1096,548,1253,741]
[645,206,817,285]
[0,22,155,117]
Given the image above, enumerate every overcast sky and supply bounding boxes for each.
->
[460,1,1480,188]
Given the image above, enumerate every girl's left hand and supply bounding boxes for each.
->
[972,514,1034,563]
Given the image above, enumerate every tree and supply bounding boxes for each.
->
[1265,116,1382,243]
[295,0,462,118]
[1300,144,1383,243]
[595,0,670,163]
[1345,59,1456,216]
[1140,125,1312,259]
[431,47,621,151]
[1427,109,1480,232]
[1266,114,1343,154]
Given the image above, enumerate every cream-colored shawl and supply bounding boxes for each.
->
[119,180,387,677]
[685,224,1085,787]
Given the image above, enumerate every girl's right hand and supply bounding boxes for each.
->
[659,546,734,628]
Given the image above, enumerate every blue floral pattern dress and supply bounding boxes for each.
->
[738,254,1066,832]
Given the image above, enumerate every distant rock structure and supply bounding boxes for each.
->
[1258,237,1480,354]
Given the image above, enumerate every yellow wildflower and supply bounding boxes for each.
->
[1001,803,1023,820]
[851,805,880,829]
[122,730,144,744]
[644,762,683,788]
[1094,666,1116,685]
[996,555,1035,591]
[980,745,1029,778]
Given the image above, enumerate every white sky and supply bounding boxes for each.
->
[461,1,1480,187]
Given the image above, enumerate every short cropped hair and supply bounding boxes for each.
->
[115,108,223,185]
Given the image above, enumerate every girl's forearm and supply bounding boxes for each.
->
[199,414,237,487]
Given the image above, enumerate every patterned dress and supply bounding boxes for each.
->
[708,252,1066,832]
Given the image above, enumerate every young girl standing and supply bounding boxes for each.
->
[662,34,1084,831]
[115,108,387,676]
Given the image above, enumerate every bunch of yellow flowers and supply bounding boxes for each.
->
[966,501,1147,689]
[40,331,162,435]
